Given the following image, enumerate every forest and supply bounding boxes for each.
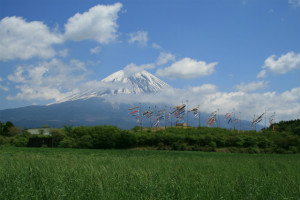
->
[0,119,299,154]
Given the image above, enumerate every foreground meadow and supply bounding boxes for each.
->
[0,147,299,200]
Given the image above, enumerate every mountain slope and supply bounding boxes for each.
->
[55,70,170,103]
[0,69,263,130]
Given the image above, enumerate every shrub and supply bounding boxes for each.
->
[243,136,257,147]
[289,146,299,154]
[116,130,137,149]
[51,128,66,147]
[247,147,260,154]
[258,137,270,148]
[14,136,29,147]
[77,135,93,148]
[59,137,76,148]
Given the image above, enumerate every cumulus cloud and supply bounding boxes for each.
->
[90,46,101,54]
[0,85,9,91]
[123,63,155,76]
[7,59,92,101]
[257,70,267,78]
[156,57,217,79]
[235,81,268,92]
[0,16,63,61]
[262,51,300,74]
[128,31,148,46]
[64,3,122,43]
[152,43,162,49]
[156,52,176,66]
[107,86,300,122]
[0,77,9,91]
[0,3,122,61]
[289,0,300,7]
[189,84,218,94]
[58,49,69,57]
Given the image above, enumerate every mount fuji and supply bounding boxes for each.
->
[0,70,171,129]
[0,70,261,130]
[54,70,170,103]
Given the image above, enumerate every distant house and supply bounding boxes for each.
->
[26,128,51,135]
[176,123,189,127]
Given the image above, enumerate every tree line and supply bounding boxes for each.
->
[0,120,299,153]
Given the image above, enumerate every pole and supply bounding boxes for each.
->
[233,109,236,130]
[265,108,267,129]
[217,109,220,128]
[199,106,201,127]
[186,100,189,127]
[164,106,167,129]
[239,112,241,132]
[140,103,142,133]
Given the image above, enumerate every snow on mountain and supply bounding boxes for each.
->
[54,70,170,103]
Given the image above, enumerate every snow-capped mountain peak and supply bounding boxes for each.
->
[102,70,169,94]
[54,70,169,103]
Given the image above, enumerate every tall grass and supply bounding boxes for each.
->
[0,147,299,199]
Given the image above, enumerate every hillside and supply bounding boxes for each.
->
[264,119,300,135]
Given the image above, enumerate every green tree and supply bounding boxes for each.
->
[77,135,93,148]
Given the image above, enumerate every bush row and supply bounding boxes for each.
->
[1,125,299,154]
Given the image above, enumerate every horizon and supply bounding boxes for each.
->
[0,0,299,123]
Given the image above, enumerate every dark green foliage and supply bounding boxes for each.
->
[51,128,66,147]
[14,136,29,147]
[0,121,15,136]
[0,120,299,153]
[265,119,300,135]
[116,130,137,149]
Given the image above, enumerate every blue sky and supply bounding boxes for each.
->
[0,0,299,121]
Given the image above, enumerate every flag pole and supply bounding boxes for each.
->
[140,103,142,132]
[265,108,267,129]
[186,100,189,127]
[239,112,241,132]
[199,105,201,127]
[233,109,236,130]
[217,108,220,128]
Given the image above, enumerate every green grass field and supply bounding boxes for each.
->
[0,147,299,200]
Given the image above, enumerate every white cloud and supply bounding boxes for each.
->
[0,3,122,61]
[0,16,63,61]
[156,57,217,79]
[58,49,69,57]
[257,70,267,78]
[152,43,161,49]
[0,85,9,91]
[189,84,218,94]
[108,86,300,122]
[64,3,122,43]
[123,63,155,76]
[90,46,101,54]
[156,52,176,66]
[235,81,268,92]
[0,77,9,91]
[128,31,148,46]
[289,0,300,7]
[262,51,300,74]
[7,59,91,101]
